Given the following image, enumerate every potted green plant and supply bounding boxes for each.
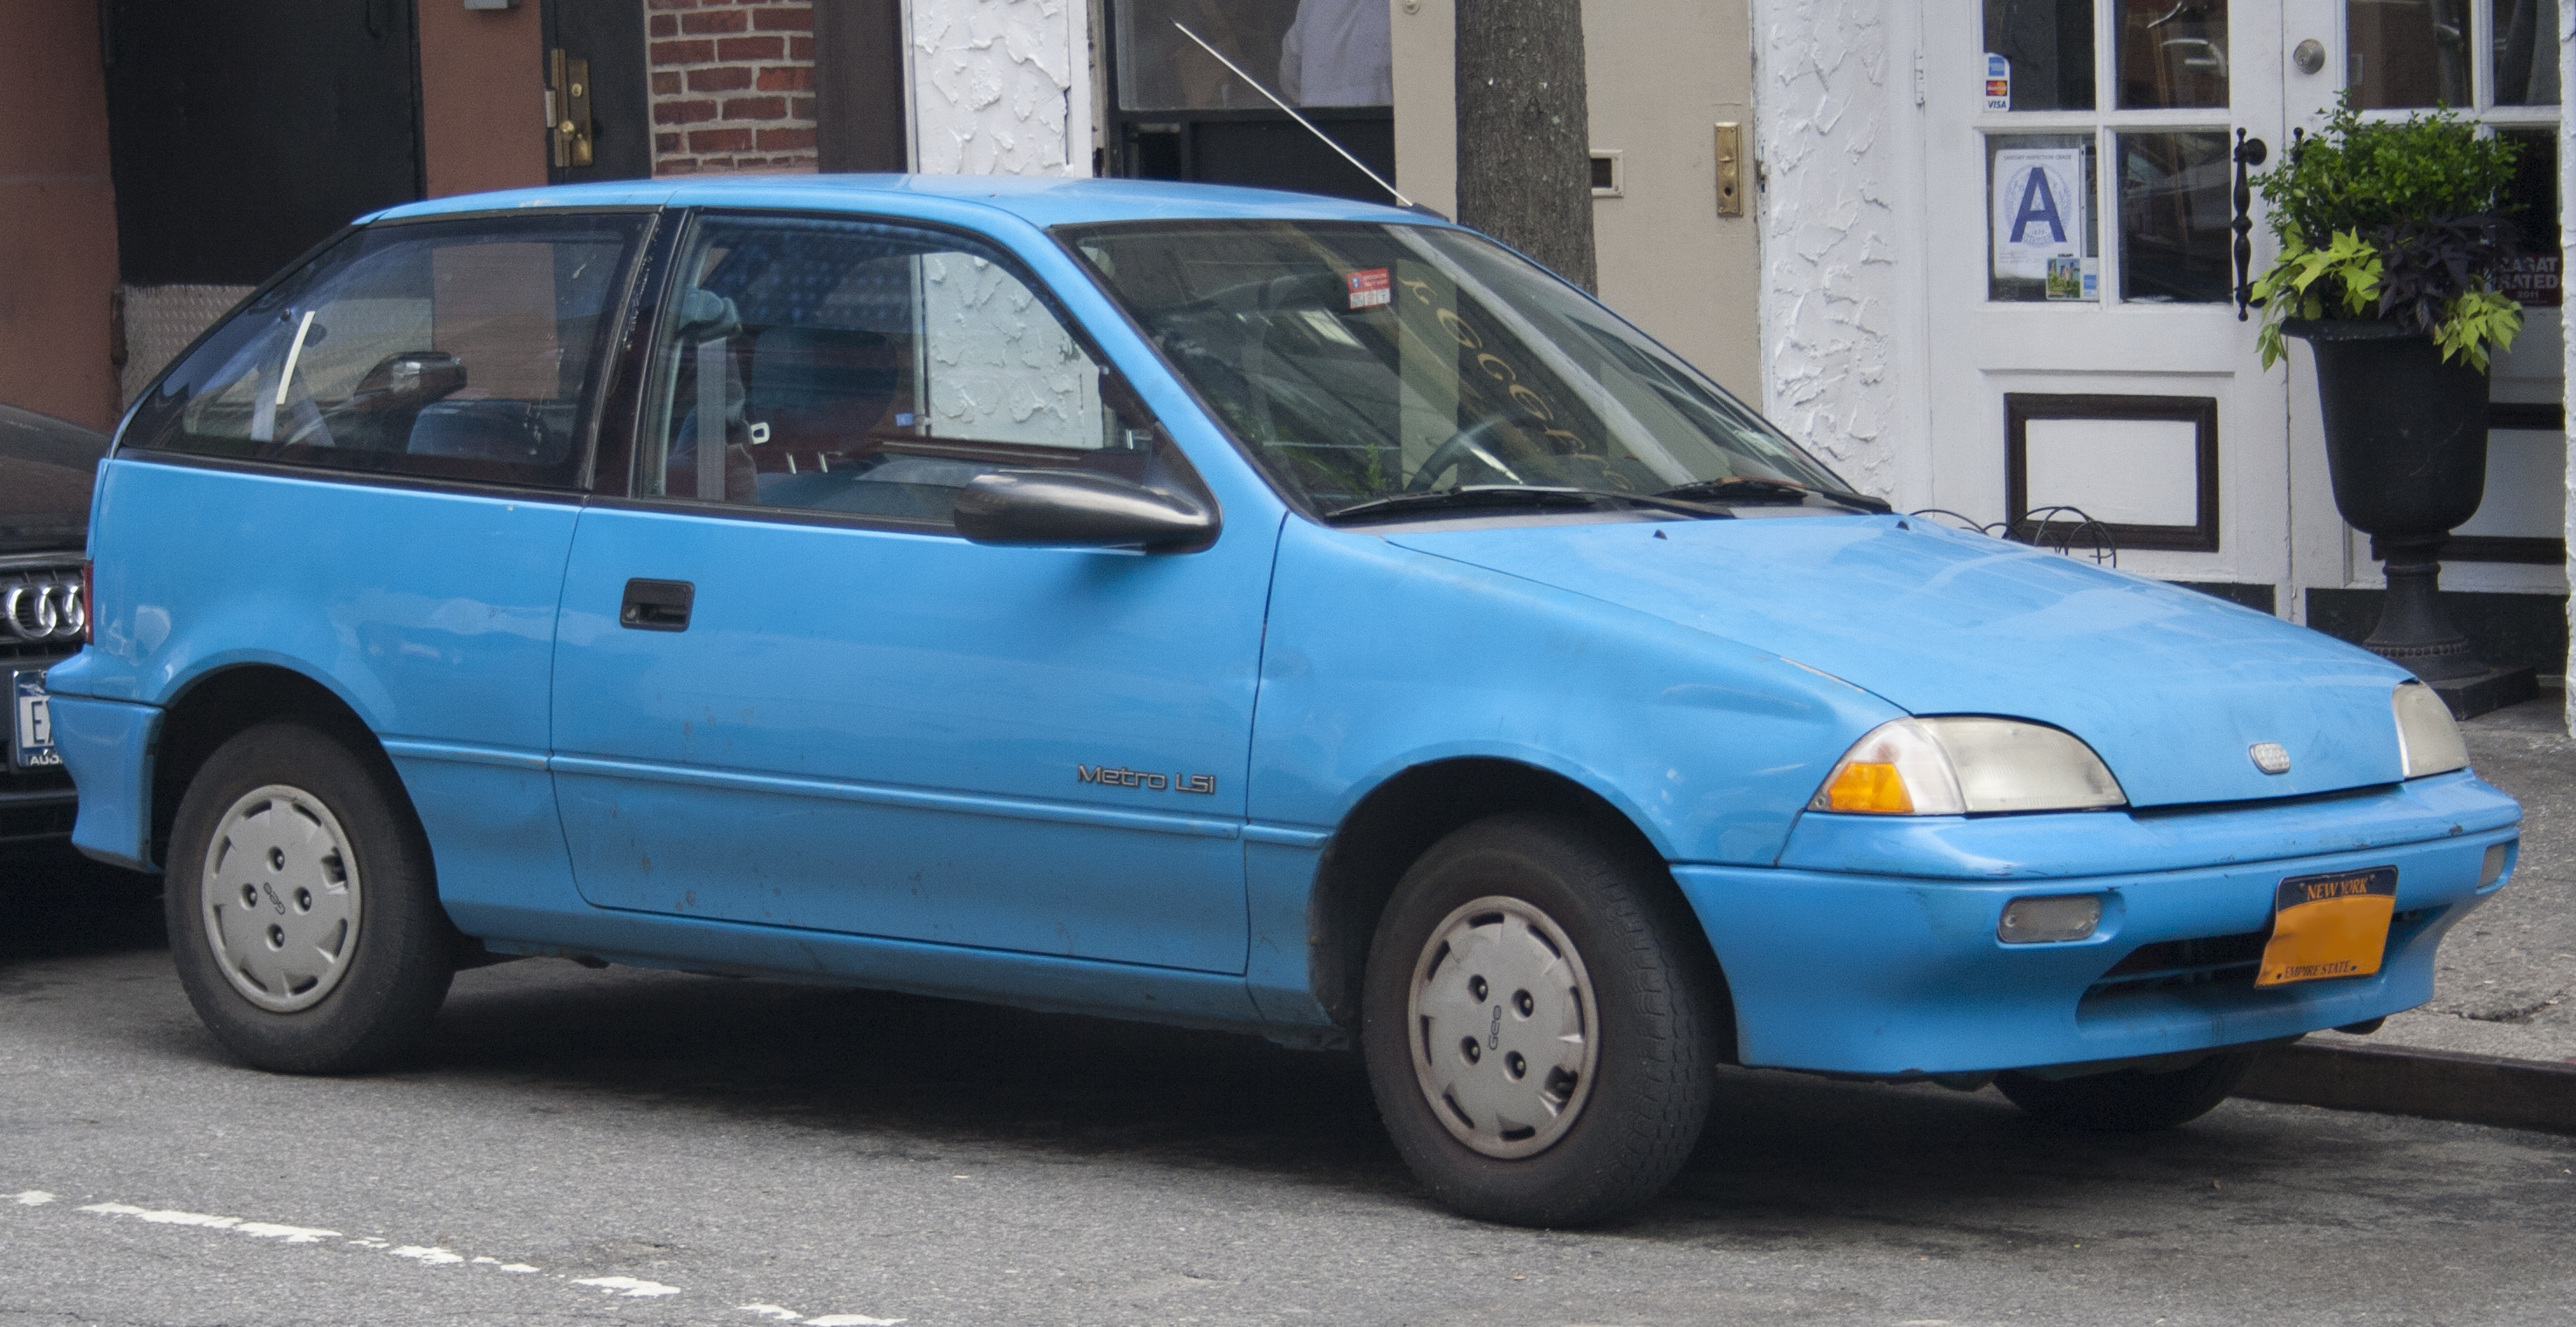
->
[2250,93,2530,713]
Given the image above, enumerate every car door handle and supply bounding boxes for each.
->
[620,578,694,632]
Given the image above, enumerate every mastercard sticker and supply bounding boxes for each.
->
[1346,267,1392,310]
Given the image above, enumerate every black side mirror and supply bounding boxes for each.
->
[954,469,1218,553]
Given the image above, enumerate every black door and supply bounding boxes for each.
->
[101,0,422,285]
[543,0,654,183]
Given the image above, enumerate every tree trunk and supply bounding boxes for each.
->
[1454,0,1596,291]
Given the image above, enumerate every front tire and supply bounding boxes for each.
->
[1995,1050,2258,1132]
[1361,813,1715,1226]
[166,722,456,1073]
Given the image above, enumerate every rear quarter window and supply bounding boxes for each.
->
[121,214,649,489]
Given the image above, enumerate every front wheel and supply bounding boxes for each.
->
[166,721,457,1073]
[1995,1050,2259,1132]
[1361,813,1716,1226]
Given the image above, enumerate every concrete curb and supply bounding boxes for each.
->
[2237,1041,2576,1137]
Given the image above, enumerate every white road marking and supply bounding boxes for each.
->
[79,1202,339,1242]
[576,1276,682,1297]
[28,1188,894,1320]
[233,1222,341,1243]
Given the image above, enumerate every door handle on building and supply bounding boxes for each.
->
[2232,128,2268,321]
[550,48,594,169]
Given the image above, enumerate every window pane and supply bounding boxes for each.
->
[2496,128,2564,306]
[1983,0,2096,111]
[2347,0,2470,108]
[125,216,643,488]
[2120,132,2235,303]
[2492,0,2560,104]
[638,217,1197,528]
[2117,0,2229,108]
[1115,0,1388,110]
[1989,134,2100,302]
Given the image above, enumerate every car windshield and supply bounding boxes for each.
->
[1058,220,1858,519]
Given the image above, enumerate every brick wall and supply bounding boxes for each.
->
[647,0,819,174]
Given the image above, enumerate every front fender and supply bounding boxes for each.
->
[1248,516,1901,865]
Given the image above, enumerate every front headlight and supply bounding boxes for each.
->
[2393,682,2468,777]
[1810,717,2127,815]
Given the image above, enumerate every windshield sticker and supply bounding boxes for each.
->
[1346,267,1392,310]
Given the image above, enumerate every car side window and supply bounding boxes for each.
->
[124,215,647,489]
[634,214,1203,529]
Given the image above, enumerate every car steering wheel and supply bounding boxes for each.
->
[1404,414,1533,493]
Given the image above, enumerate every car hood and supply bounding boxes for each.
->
[0,405,105,555]
[1387,515,2414,809]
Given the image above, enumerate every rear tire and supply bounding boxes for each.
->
[166,721,456,1073]
[1361,812,1715,1226]
[1995,1050,2258,1132]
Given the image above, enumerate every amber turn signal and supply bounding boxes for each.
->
[1821,762,1914,813]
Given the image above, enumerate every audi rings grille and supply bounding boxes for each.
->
[3,569,86,643]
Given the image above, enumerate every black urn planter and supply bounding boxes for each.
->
[2286,318,2534,716]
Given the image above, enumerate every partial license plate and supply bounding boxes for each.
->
[12,669,60,770]
[2255,866,2397,987]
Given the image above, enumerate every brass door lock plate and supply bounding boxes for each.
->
[550,48,593,169]
[1714,122,1744,217]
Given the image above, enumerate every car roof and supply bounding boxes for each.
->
[369,174,1444,231]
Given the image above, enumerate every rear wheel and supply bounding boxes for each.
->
[167,722,456,1073]
[1995,1050,2258,1132]
[1361,812,1715,1226]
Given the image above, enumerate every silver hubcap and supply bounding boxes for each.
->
[200,784,362,1013]
[1406,896,1600,1159]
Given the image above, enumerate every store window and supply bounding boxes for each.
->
[1114,0,1390,111]
[1101,0,1396,202]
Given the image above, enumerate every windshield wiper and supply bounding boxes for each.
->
[1327,485,1734,523]
[1655,477,1891,513]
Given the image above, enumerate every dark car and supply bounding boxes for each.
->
[1,401,105,848]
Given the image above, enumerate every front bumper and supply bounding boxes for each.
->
[1674,770,2519,1077]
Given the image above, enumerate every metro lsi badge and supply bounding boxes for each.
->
[2255,866,2397,986]
[1346,267,1391,310]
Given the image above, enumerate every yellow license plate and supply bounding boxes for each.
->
[2255,867,2397,987]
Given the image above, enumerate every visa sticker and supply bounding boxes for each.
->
[1985,52,2011,112]
[1346,268,1392,310]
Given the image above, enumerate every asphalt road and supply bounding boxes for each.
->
[3,871,2573,1327]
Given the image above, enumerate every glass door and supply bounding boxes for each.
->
[1926,3,2291,606]
[2282,0,2566,608]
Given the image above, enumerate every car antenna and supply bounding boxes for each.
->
[1169,22,1423,213]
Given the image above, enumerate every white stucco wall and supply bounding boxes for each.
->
[908,0,1094,176]
[1747,0,1924,504]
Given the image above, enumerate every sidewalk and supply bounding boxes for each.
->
[2317,693,2575,1063]
[2238,691,2576,1132]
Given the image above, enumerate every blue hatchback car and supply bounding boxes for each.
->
[51,177,2520,1225]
